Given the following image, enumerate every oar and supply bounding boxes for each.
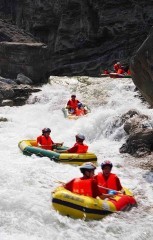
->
[98,185,123,194]
[51,176,65,185]
[38,142,63,148]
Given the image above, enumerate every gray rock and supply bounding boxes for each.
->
[120,130,153,157]
[16,73,33,85]
[131,26,153,106]
[120,110,153,157]
[0,76,16,85]
[0,117,8,122]
[0,1,153,78]
[0,81,41,107]
[1,99,14,107]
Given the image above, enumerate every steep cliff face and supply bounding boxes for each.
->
[131,27,153,106]
[0,0,153,78]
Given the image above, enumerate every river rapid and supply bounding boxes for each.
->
[0,76,153,240]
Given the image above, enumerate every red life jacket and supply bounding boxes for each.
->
[37,135,53,150]
[96,173,118,194]
[117,68,125,74]
[104,70,109,74]
[76,143,88,153]
[68,99,79,110]
[72,178,93,197]
[75,108,85,116]
[114,64,120,72]
[127,69,131,75]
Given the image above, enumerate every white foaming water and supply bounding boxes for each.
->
[0,76,153,240]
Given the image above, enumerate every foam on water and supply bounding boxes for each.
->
[0,76,153,240]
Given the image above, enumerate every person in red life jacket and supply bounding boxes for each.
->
[117,65,126,75]
[127,68,131,75]
[64,162,115,199]
[113,62,121,73]
[55,134,88,153]
[103,69,109,74]
[75,103,87,116]
[66,94,80,114]
[95,160,125,195]
[37,128,63,150]
[64,162,102,198]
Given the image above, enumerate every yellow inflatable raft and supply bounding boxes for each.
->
[18,140,97,165]
[52,186,137,220]
[62,105,90,120]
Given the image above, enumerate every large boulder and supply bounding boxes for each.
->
[131,26,153,106]
[119,110,153,157]
[0,41,48,84]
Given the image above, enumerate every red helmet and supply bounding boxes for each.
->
[101,160,113,169]
[42,128,51,133]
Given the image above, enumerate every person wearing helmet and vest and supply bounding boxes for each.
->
[64,162,101,198]
[55,134,88,153]
[113,62,121,73]
[37,128,63,150]
[66,94,80,114]
[95,160,125,195]
[75,103,87,116]
[64,162,115,199]
[117,65,126,75]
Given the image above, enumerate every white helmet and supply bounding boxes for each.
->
[76,134,85,140]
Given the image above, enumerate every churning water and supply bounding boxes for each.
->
[0,76,153,240]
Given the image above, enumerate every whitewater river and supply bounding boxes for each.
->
[0,76,153,240]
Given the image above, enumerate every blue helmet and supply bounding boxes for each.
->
[78,103,82,108]
[101,160,113,169]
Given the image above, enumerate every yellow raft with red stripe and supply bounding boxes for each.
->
[52,186,137,220]
[18,140,97,165]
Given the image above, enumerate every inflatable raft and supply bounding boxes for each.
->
[109,73,132,78]
[52,186,137,220]
[62,105,90,120]
[18,140,97,165]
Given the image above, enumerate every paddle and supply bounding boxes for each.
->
[38,142,63,149]
[97,185,123,194]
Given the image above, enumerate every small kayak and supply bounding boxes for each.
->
[109,73,132,78]
[62,105,90,120]
[18,140,97,165]
[52,186,137,220]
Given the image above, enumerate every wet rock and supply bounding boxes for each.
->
[119,110,153,157]
[120,129,153,157]
[131,26,153,106]
[0,117,8,122]
[1,99,13,107]
[0,81,41,106]
[121,110,149,135]
[0,82,15,99]
[16,73,33,85]
[0,77,16,85]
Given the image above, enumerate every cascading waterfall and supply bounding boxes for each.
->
[0,76,153,240]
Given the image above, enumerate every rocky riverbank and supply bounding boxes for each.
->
[0,74,41,107]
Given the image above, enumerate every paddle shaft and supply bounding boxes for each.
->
[98,185,122,194]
